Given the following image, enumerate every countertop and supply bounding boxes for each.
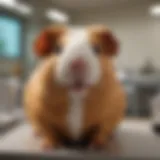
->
[0,119,160,159]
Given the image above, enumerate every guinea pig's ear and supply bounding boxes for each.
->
[90,26,119,56]
[99,30,119,56]
[34,26,66,57]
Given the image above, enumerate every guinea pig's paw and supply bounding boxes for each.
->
[40,138,62,151]
[40,139,55,151]
[33,130,42,138]
[89,138,106,150]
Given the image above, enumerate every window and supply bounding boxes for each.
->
[0,15,22,58]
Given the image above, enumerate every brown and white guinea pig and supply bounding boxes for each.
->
[24,25,126,150]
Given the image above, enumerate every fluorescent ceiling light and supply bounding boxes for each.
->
[150,4,160,16]
[0,0,16,8]
[15,3,32,15]
[46,9,69,23]
[0,0,32,15]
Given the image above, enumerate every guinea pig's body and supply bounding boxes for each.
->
[24,25,126,149]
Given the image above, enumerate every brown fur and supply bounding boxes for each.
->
[24,25,126,149]
[34,25,66,57]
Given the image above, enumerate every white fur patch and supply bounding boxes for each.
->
[55,28,102,139]
[67,91,86,139]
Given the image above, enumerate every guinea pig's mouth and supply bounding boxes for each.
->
[70,80,88,92]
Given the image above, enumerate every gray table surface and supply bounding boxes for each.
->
[0,119,160,158]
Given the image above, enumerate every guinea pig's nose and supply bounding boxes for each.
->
[70,58,86,73]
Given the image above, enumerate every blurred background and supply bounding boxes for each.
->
[0,0,160,157]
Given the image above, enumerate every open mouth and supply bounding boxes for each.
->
[70,80,88,91]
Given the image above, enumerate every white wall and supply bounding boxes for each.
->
[71,3,160,71]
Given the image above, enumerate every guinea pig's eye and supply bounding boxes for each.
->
[92,45,101,55]
[54,44,62,54]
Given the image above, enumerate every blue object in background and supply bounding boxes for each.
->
[0,15,22,58]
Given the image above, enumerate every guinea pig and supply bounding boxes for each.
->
[24,25,126,150]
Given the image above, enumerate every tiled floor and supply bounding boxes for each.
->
[0,119,160,158]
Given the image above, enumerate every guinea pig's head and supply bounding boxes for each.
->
[34,25,119,92]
